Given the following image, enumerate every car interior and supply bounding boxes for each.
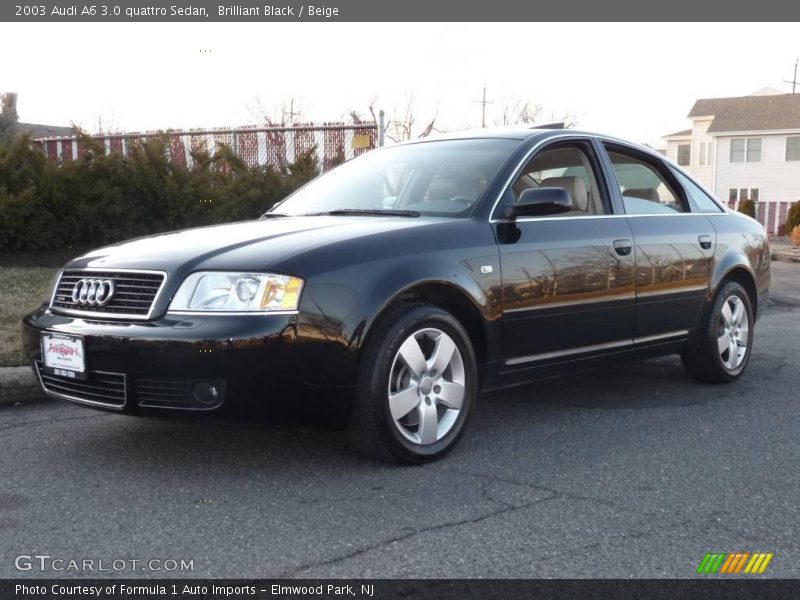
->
[511,147,606,216]
[606,150,686,214]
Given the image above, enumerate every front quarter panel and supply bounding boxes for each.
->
[282,218,502,387]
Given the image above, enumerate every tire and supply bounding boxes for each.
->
[348,303,478,464]
[681,281,754,383]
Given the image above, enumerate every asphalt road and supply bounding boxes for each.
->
[2,263,799,579]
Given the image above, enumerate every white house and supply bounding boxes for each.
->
[664,89,800,234]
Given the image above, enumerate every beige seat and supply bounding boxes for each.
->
[539,176,589,213]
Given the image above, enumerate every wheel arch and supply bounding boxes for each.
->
[360,280,489,386]
[710,253,758,318]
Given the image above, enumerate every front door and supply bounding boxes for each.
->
[493,140,636,369]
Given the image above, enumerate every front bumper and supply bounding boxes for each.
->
[23,305,301,415]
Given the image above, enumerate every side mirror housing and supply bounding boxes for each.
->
[513,187,573,217]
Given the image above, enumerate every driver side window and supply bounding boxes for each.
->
[511,145,608,216]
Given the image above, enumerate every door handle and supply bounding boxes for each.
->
[613,239,632,256]
[698,234,713,250]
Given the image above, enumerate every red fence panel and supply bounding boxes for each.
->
[33,123,378,174]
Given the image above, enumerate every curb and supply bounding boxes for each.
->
[0,366,44,407]
[771,248,800,263]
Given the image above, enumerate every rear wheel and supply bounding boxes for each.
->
[348,304,477,463]
[682,281,753,383]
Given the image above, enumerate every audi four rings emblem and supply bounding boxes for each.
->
[71,278,115,306]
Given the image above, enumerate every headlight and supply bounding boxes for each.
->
[168,272,303,313]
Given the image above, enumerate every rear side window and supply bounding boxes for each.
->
[605,148,686,214]
[671,169,723,213]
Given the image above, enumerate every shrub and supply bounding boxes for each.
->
[0,134,320,252]
[737,198,756,218]
[785,201,800,237]
[789,225,800,248]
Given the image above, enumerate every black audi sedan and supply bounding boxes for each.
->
[23,127,770,463]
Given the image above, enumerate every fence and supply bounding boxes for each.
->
[32,122,379,173]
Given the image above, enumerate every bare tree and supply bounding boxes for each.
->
[91,112,123,135]
[541,109,579,128]
[248,96,308,126]
[491,95,578,129]
[492,96,543,126]
[370,93,440,143]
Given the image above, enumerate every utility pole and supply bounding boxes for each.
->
[474,85,493,128]
[282,98,301,124]
[785,58,799,94]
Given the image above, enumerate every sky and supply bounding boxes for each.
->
[2,22,798,148]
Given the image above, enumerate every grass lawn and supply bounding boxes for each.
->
[0,266,57,367]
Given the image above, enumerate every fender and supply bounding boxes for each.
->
[295,240,503,388]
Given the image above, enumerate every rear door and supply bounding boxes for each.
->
[600,142,716,343]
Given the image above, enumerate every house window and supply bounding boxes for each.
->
[698,141,712,166]
[729,188,760,204]
[787,136,800,161]
[677,144,691,166]
[730,138,761,163]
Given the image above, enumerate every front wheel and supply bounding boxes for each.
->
[682,281,754,383]
[348,304,477,463]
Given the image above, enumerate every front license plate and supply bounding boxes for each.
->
[41,333,86,380]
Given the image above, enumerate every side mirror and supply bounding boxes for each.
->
[514,187,572,217]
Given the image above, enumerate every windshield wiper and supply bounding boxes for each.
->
[261,212,290,218]
[305,209,420,218]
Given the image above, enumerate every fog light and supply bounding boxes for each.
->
[193,382,220,407]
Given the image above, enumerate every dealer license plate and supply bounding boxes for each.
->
[41,333,86,379]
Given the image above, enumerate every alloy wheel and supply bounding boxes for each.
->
[387,328,465,445]
[717,295,749,370]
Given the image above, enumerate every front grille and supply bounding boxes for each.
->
[136,378,194,409]
[35,361,126,408]
[50,269,166,319]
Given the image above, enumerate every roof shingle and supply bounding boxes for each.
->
[688,94,800,133]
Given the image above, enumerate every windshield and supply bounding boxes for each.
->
[271,139,519,217]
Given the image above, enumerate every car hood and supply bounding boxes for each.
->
[68,216,438,274]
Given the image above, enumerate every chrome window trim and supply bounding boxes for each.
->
[504,329,689,366]
[50,268,168,321]
[34,361,126,410]
[492,212,729,224]
[487,132,729,223]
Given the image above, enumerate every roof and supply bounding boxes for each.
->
[663,128,692,138]
[688,93,800,133]
[419,124,568,142]
[17,122,75,138]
